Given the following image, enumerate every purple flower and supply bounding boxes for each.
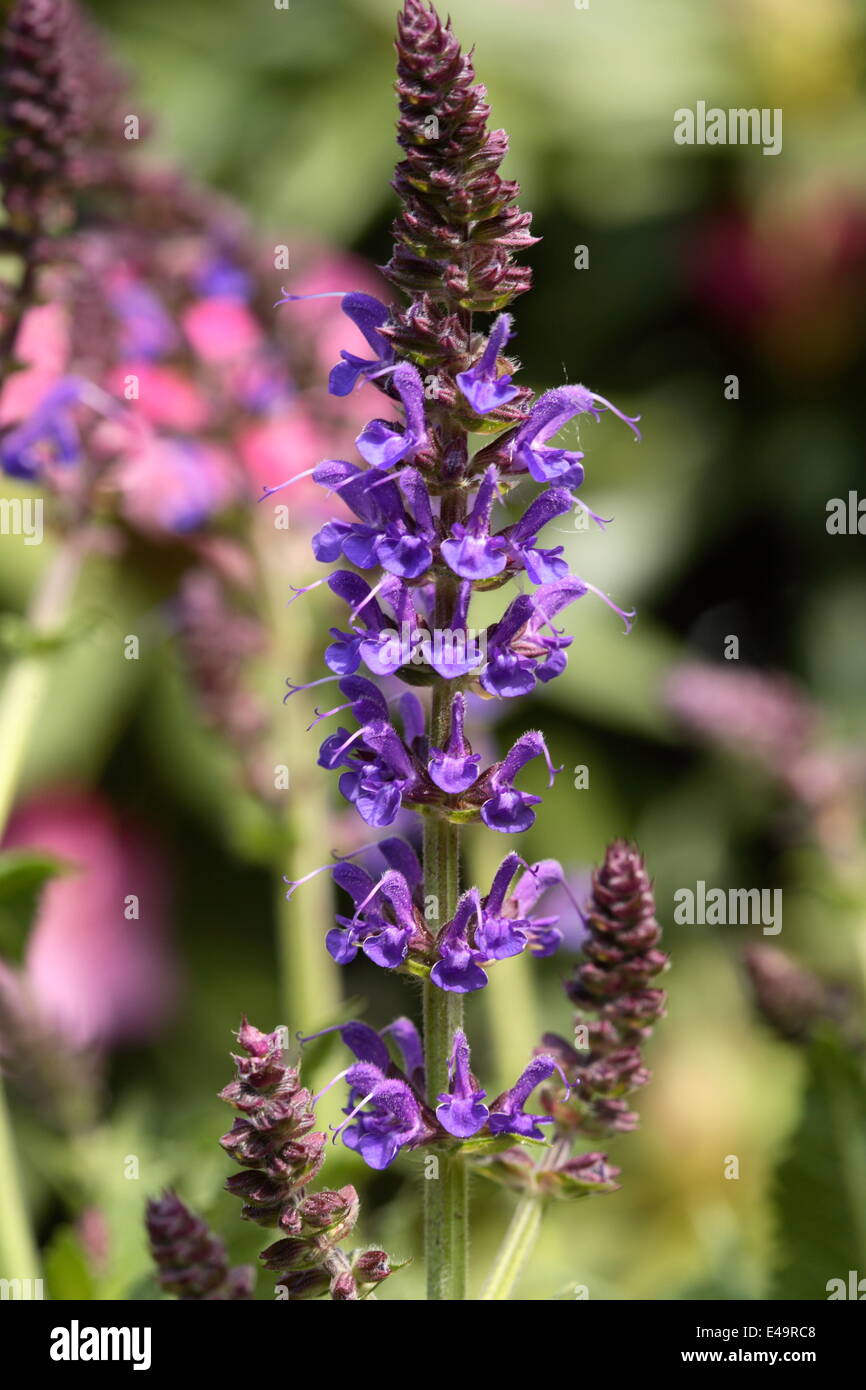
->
[340,735,415,827]
[456,314,520,414]
[427,693,481,793]
[320,571,412,677]
[476,853,564,960]
[480,578,587,697]
[440,466,507,580]
[430,892,489,992]
[488,1056,566,1140]
[340,1062,427,1170]
[509,385,640,486]
[500,487,573,584]
[480,731,561,833]
[356,361,428,468]
[305,1020,434,1171]
[302,1015,425,1083]
[436,1031,489,1138]
[1,377,111,480]
[274,289,393,397]
[311,459,434,580]
[327,292,394,396]
[317,695,424,828]
[338,868,423,970]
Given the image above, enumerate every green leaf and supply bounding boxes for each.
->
[770,1031,866,1299]
[0,849,70,901]
[44,1225,96,1302]
[0,850,72,961]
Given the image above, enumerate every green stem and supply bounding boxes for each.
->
[0,534,87,837]
[0,532,88,1283]
[258,529,342,1040]
[480,1137,569,1300]
[479,1190,544,1301]
[0,1077,40,1280]
[423,682,467,1300]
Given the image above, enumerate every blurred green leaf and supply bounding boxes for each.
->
[0,850,70,963]
[44,1225,96,1301]
[770,1032,866,1300]
[0,849,69,901]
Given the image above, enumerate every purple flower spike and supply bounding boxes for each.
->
[356,361,428,467]
[456,314,520,414]
[436,1031,489,1138]
[427,692,481,793]
[488,1055,566,1140]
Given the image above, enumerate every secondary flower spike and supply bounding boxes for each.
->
[549,841,668,1137]
[219,1019,401,1300]
[146,1192,254,1301]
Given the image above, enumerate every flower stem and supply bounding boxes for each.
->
[258,527,343,1039]
[480,1137,569,1300]
[423,681,467,1300]
[0,531,88,1284]
[479,1190,544,1301]
[0,1075,40,1281]
[0,533,88,838]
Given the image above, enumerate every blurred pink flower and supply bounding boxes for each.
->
[238,407,333,512]
[0,302,68,425]
[112,436,236,535]
[182,297,263,364]
[289,254,399,425]
[107,362,211,432]
[2,789,179,1050]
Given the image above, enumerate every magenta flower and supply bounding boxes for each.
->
[2,789,178,1049]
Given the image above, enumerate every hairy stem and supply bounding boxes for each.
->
[423,680,467,1300]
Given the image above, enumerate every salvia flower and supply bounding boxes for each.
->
[219,1019,400,1300]
[287,841,565,991]
[456,314,520,414]
[265,0,659,1278]
[305,1020,568,1166]
[742,944,854,1045]
[546,841,668,1138]
[146,1191,254,1301]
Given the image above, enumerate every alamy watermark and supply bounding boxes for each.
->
[673,881,782,936]
[0,496,43,545]
[379,623,487,672]
[674,102,782,157]
[0,1277,44,1299]
[50,1321,152,1371]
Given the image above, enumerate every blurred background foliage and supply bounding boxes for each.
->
[2,0,866,1301]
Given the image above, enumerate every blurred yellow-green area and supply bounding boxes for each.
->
[1,0,865,1301]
